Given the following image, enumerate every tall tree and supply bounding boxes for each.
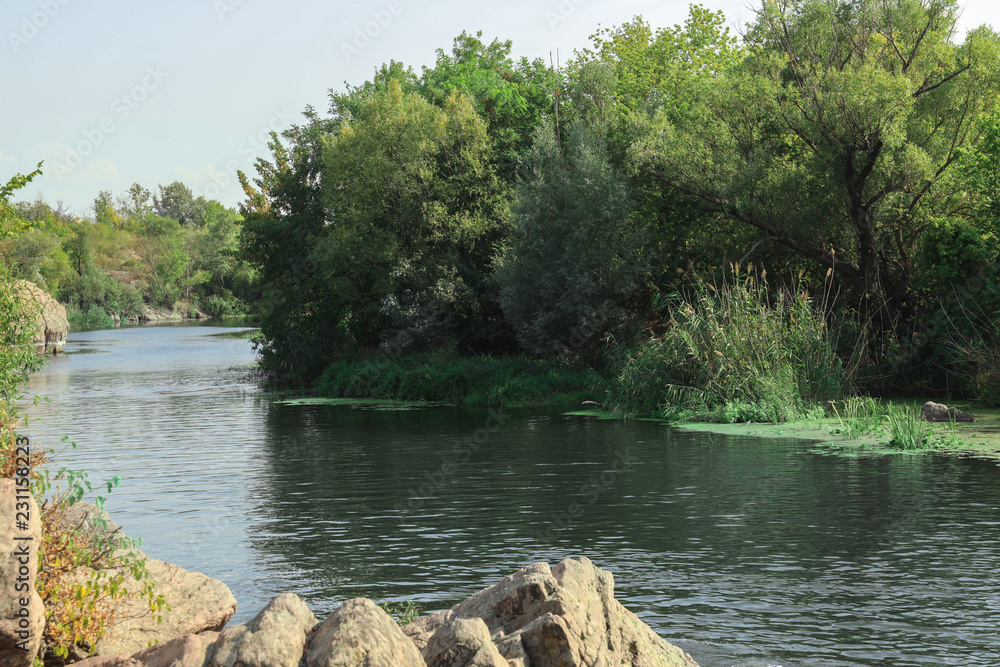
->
[632,0,1000,333]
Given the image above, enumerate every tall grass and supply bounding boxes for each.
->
[314,353,601,406]
[834,396,882,439]
[883,403,930,450]
[607,268,852,422]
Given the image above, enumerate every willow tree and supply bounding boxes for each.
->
[633,0,1000,332]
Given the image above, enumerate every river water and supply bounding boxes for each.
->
[24,324,1000,666]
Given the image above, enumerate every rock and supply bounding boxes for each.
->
[447,558,698,667]
[14,280,69,355]
[422,617,507,667]
[132,631,218,667]
[211,593,316,667]
[304,598,425,667]
[141,305,183,322]
[70,656,144,667]
[58,502,237,657]
[0,479,45,667]
[401,610,455,653]
[922,401,975,423]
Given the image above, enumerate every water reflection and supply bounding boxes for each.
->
[25,325,1000,667]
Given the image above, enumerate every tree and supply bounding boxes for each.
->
[419,31,555,180]
[317,80,506,351]
[153,181,207,227]
[632,0,1000,333]
[578,6,741,114]
[496,118,647,357]
[0,162,43,239]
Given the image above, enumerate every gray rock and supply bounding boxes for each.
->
[449,558,699,667]
[304,598,425,667]
[401,610,455,653]
[14,280,69,355]
[132,631,218,667]
[0,479,45,667]
[922,401,975,423]
[58,502,238,657]
[422,617,507,667]
[69,656,144,667]
[211,593,316,667]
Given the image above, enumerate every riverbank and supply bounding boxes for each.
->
[313,354,602,407]
[646,399,1000,462]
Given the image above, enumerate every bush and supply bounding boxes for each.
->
[606,269,851,422]
[315,353,601,406]
[66,303,113,328]
[496,119,647,357]
[202,293,245,318]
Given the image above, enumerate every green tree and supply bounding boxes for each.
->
[631,0,1000,333]
[317,80,506,351]
[419,31,555,180]
[578,6,741,114]
[496,118,647,357]
[153,181,207,228]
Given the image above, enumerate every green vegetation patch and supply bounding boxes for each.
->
[672,399,1000,462]
[314,354,601,407]
[207,328,260,340]
[562,409,624,420]
[275,397,443,410]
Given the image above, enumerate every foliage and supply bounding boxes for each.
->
[832,396,882,439]
[33,456,168,662]
[2,169,168,664]
[496,118,647,357]
[314,353,600,406]
[631,0,1000,336]
[883,403,930,449]
[378,599,422,625]
[606,269,850,422]
[419,31,555,180]
[578,6,741,114]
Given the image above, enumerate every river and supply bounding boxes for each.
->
[24,323,1000,666]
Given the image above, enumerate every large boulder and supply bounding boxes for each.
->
[133,631,218,667]
[211,593,316,667]
[58,502,237,657]
[14,280,69,355]
[406,557,698,667]
[922,401,975,423]
[422,617,507,667]
[0,479,45,667]
[304,597,425,667]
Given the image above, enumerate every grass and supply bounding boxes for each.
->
[606,268,852,423]
[883,403,931,450]
[832,396,882,439]
[314,353,602,407]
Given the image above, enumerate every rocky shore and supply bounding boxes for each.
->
[1,492,697,666]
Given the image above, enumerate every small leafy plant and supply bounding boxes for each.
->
[378,599,422,625]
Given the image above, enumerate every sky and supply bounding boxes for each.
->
[1,0,998,217]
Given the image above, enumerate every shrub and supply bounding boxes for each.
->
[606,268,851,422]
[883,404,930,450]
